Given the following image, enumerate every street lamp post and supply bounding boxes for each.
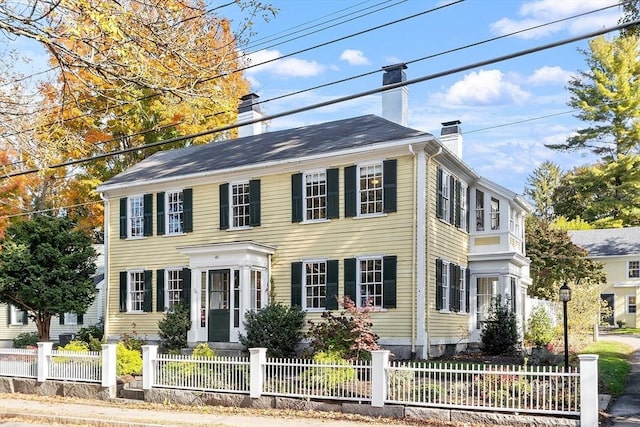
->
[559,282,572,373]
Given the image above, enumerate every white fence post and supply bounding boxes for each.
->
[142,345,158,390]
[101,344,117,388]
[579,354,599,427]
[371,349,390,407]
[249,348,267,398]
[36,342,53,383]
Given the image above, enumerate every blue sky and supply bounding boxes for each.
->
[229,0,623,194]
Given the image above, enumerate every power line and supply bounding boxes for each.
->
[3,18,636,181]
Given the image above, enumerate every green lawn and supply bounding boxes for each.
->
[607,327,640,335]
[580,340,634,396]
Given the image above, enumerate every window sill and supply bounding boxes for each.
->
[301,219,331,225]
[125,311,147,315]
[163,232,186,237]
[353,213,387,220]
[226,226,253,231]
[126,236,147,240]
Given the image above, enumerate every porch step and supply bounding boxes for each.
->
[186,342,245,357]
[119,388,145,400]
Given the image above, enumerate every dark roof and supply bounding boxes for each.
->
[568,227,640,257]
[100,115,430,188]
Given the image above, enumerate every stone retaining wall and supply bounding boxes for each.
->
[0,377,116,400]
[145,388,579,427]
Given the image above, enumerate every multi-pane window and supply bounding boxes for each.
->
[627,296,637,314]
[476,190,485,231]
[232,183,250,227]
[305,172,327,220]
[628,261,640,279]
[359,258,383,307]
[9,305,26,325]
[359,164,383,215]
[477,276,498,328]
[438,169,451,221]
[63,313,78,325]
[250,270,264,310]
[167,191,184,234]
[490,197,500,230]
[509,210,521,237]
[441,261,450,311]
[128,271,145,312]
[460,184,468,230]
[166,269,183,310]
[459,267,467,313]
[304,261,326,310]
[129,196,144,238]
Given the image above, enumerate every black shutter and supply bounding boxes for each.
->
[383,159,397,213]
[455,180,461,228]
[119,271,128,312]
[119,198,127,239]
[156,192,165,235]
[436,168,443,219]
[344,166,357,217]
[77,313,83,325]
[143,194,153,236]
[143,270,153,313]
[436,259,443,310]
[291,262,302,307]
[449,175,455,224]
[466,186,471,232]
[326,260,339,310]
[6,305,9,326]
[21,311,27,325]
[59,313,65,325]
[383,256,397,309]
[449,263,458,312]
[291,173,303,223]
[182,268,191,306]
[326,168,339,219]
[183,188,193,233]
[156,269,165,312]
[219,183,229,230]
[249,179,261,227]
[344,258,357,303]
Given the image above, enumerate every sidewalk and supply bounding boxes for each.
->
[599,331,640,426]
[0,393,417,427]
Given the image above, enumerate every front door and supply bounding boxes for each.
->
[601,293,614,326]
[208,269,230,342]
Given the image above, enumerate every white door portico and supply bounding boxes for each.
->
[178,241,275,344]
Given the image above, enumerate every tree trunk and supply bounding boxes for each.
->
[35,314,52,341]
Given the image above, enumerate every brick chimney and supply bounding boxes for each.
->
[440,120,463,159]
[238,93,263,137]
[381,63,408,126]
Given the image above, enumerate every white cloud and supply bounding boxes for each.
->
[433,69,531,106]
[491,0,620,39]
[339,49,371,66]
[245,49,325,78]
[527,66,573,85]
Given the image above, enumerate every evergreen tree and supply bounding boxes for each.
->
[524,161,562,220]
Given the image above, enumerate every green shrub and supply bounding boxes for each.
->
[120,323,146,353]
[59,340,90,352]
[116,342,142,376]
[192,342,215,358]
[12,332,39,348]
[158,302,191,353]
[481,295,520,356]
[301,350,356,391]
[239,302,305,358]
[76,319,104,343]
[525,306,555,347]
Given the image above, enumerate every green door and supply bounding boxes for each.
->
[208,269,230,342]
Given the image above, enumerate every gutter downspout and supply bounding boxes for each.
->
[99,192,110,341]
[423,146,443,360]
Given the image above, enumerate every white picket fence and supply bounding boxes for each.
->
[0,348,38,378]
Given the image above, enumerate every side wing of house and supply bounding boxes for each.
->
[600,255,640,328]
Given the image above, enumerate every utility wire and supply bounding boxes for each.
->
[2,18,637,181]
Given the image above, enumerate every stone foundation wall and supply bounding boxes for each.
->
[0,377,116,400]
[145,388,579,427]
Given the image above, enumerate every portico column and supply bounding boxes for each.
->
[187,269,200,343]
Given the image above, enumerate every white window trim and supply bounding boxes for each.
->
[63,312,78,326]
[459,266,466,313]
[490,197,500,230]
[440,260,450,312]
[165,189,185,235]
[164,267,184,312]
[302,170,328,223]
[228,180,252,230]
[302,259,328,312]
[9,304,26,326]
[627,260,640,279]
[356,255,384,308]
[127,269,145,313]
[460,183,468,231]
[626,295,637,314]
[128,194,145,239]
[439,169,451,222]
[250,268,268,311]
[356,162,384,218]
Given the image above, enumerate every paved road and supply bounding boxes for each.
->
[600,332,640,426]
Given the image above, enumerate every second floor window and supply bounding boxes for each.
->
[476,190,485,231]
[129,196,144,238]
[359,164,383,215]
[629,261,640,279]
[345,160,396,218]
[167,191,184,234]
[156,189,192,235]
[120,194,152,239]
[305,172,327,220]
[232,183,250,227]
[490,197,500,230]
